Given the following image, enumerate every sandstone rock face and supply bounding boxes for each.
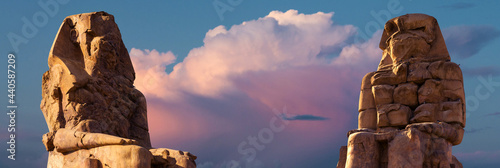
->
[41,12,196,168]
[150,148,197,168]
[47,144,153,168]
[337,14,465,168]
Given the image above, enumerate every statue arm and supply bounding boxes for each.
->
[406,122,464,145]
[43,128,138,153]
[357,72,377,130]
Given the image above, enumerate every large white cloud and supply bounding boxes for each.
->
[129,9,383,167]
[130,10,377,100]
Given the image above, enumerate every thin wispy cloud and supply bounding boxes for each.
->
[280,114,329,121]
[443,25,500,59]
[464,127,492,134]
[454,150,500,167]
[483,112,500,117]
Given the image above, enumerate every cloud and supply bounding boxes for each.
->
[130,48,176,69]
[454,150,500,167]
[129,9,383,167]
[129,48,177,97]
[462,66,500,77]
[438,2,476,10]
[443,25,500,59]
[464,127,492,134]
[455,150,500,159]
[280,113,329,121]
[483,112,500,117]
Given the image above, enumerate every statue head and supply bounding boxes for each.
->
[377,14,450,70]
[42,12,151,148]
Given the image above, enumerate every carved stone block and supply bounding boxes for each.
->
[377,104,411,127]
[441,80,465,102]
[393,83,418,108]
[372,63,407,85]
[359,72,376,112]
[418,79,443,103]
[358,109,377,130]
[418,79,465,104]
[345,132,380,167]
[441,101,464,125]
[428,61,463,80]
[337,146,347,168]
[411,103,439,123]
[372,85,395,106]
[359,88,375,112]
[361,72,376,90]
[407,62,431,83]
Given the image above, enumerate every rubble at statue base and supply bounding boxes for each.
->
[337,14,465,168]
[40,12,196,168]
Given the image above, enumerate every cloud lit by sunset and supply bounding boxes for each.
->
[2,1,499,167]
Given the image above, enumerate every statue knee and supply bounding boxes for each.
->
[346,132,380,168]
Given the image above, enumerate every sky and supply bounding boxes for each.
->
[0,0,499,167]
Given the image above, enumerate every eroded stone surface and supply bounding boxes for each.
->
[359,88,376,112]
[408,62,431,83]
[41,11,150,148]
[377,104,411,127]
[372,85,395,105]
[339,13,465,168]
[345,132,380,168]
[337,146,347,168]
[371,63,407,85]
[428,61,463,80]
[150,148,197,168]
[41,11,196,168]
[394,83,419,108]
[47,145,153,168]
[412,103,440,123]
[358,109,377,130]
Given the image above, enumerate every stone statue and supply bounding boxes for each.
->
[337,14,465,168]
[41,11,196,168]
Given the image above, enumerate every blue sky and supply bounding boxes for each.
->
[1,0,499,167]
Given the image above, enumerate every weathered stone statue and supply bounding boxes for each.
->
[40,11,196,168]
[337,14,465,168]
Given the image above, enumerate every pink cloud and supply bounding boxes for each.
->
[129,9,384,166]
[454,150,500,160]
[146,98,220,148]
[234,65,362,129]
[131,9,358,100]
[454,150,500,166]
[129,48,177,98]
